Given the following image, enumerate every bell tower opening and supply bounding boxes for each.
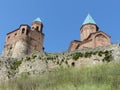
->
[36,26,39,31]
[31,17,43,33]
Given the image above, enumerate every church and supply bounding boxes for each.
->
[2,14,112,58]
[69,14,111,51]
[2,18,44,58]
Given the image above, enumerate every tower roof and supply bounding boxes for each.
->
[82,14,96,25]
[33,17,42,23]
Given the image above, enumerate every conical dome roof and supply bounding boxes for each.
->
[82,14,96,25]
[33,17,42,22]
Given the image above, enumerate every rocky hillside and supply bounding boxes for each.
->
[0,44,120,82]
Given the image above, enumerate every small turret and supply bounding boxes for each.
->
[31,17,43,33]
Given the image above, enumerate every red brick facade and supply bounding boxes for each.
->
[2,21,44,58]
[69,23,111,51]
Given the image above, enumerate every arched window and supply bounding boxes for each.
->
[36,26,39,31]
[22,28,25,34]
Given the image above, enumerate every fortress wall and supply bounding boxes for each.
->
[12,39,29,58]
[16,44,120,76]
[0,44,120,81]
[44,44,120,68]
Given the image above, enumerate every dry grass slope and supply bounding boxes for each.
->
[0,62,120,90]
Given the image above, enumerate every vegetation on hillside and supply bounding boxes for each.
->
[0,62,120,90]
[72,50,113,62]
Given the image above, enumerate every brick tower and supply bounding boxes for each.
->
[80,14,99,41]
[2,17,44,58]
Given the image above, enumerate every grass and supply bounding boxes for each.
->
[0,62,120,90]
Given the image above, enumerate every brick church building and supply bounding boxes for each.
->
[2,15,112,58]
[69,14,111,51]
[2,18,44,58]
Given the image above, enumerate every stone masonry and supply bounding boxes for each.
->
[0,44,120,82]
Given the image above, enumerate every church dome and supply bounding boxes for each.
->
[82,14,96,25]
[33,17,42,23]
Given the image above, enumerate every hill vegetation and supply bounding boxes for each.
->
[0,62,119,90]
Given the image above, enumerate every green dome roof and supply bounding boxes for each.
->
[82,14,96,25]
[33,17,42,22]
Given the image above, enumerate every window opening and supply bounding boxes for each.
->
[22,28,25,34]
[8,36,10,39]
[36,26,39,31]
[26,29,29,35]
[14,33,17,37]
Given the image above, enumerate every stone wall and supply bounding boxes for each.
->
[12,39,29,58]
[0,44,120,82]
[13,44,120,71]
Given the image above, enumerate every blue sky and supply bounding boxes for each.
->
[0,0,120,53]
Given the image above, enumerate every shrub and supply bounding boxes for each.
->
[84,52,92,58]
[102,50,113,62]
[93,51,98,55]
[10,60,22,70]
[98,51,103,57]
[104,50,109,55]
[25,57,31,61]
[72,52,83,60]
[65,60,68,65]
[47,56,54,60]
[32,54,37,59]
[102,55,112,62]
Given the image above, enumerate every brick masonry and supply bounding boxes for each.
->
[2,21,44,58]
[69,24,111,51]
